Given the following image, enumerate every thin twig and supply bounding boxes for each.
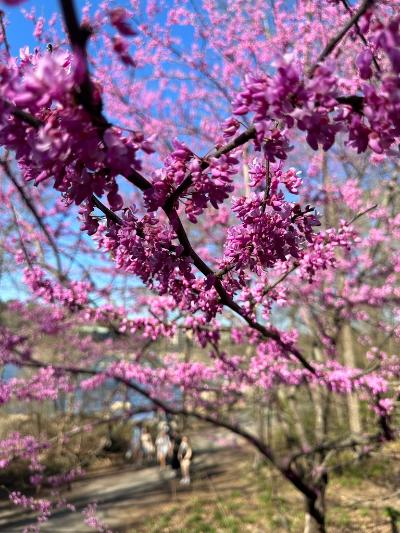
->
[10,205,32,267]
[164,126,256,212]
[340,0,380,73]
[263,263,299,297]
[2,157,63,275]
[308,0,374,77]
[261,159,271,214]
[0,10,10,56]
[347,203,377,225]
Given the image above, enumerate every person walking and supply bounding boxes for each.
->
[140,427,155,463]
[170,433,182,476]
[178,435,192,485]
[155,428,171,469]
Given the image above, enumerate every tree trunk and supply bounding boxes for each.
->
[242,146,250,197]
[310,345,325,442]
[321,150,335,229]
[252,394,266,469]
[304,511,325,533]
[287,393,309,449]
[341,323,362,434]
[181,332,193,431]
[303,485,327,533]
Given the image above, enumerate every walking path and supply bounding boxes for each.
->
[0,437,239,532]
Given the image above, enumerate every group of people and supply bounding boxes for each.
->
[140,425,192,485]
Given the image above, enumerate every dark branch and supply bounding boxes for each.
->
[0,10,10,56]
[17,356,317,501]
[91,194,123,225]
[6,93,315,374]
[59,0,107,123]
[164,125,256,211]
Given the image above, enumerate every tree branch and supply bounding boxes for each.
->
[347,203,377,225]
[164,126,256,212]
[340,0,380,73]
[16,356,317,501]
[59,0,108,124]
[91,195,123,226]
[308,0,374,77]
[1,157,63,275]
[0,10,10,56]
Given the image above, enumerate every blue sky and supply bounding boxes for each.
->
[2,1,84,52]
[2,1,192,55]
[0,0,243,303]
[0,1,140,302]
[0,0,230,302]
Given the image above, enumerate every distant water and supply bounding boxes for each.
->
[1,362,180,422]
[2,364,18,380]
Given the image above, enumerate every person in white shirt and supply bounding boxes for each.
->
[140,427,155,462]
[155,429,171,469]
[178,435,192,484]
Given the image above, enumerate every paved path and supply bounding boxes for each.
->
[0,463,185,532]
[0,441,237,532]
